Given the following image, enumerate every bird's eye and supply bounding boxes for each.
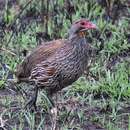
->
[81,22,85,25]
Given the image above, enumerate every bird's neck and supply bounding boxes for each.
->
[69,33,88,47]
[68,33,90,57]
[68,34,90,71]
[68,31,87,40]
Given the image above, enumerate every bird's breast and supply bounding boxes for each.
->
[55,46,88,87]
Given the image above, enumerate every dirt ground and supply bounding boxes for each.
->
[0,84,129,130]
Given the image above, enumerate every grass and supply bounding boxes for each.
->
[0,0,130,129]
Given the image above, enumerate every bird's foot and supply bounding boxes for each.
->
[51,107,57,116]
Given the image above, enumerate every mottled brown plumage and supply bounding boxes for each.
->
[15,19,97,109]
[16,39,65,79]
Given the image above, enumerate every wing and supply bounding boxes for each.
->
[15,39,65,79]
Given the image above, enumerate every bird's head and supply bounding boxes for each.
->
[68,19,97,38]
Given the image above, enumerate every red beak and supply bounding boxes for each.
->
[86,22,97,29]
[89,23,97,29]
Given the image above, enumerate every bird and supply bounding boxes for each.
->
[15,18,97,109]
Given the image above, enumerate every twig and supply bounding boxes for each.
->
[0,116,7,130]
[0,47,16,56]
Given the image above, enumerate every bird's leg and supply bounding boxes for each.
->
[51,106,57,130]
[24,85,38,110]
[49,94,58,130]
[50,104,57,130]
[46,95,55,108]
[50,92,58,115]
